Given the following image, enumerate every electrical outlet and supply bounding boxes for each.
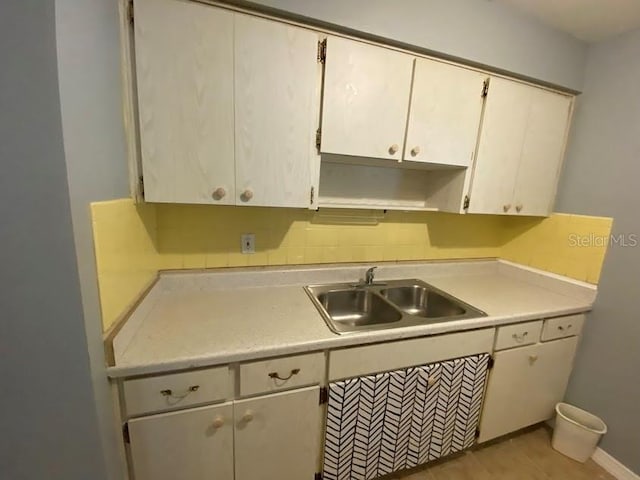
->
[241,233,255,254]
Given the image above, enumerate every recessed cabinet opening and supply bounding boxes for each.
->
[318,157,469,212]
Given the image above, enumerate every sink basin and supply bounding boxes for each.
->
[305,279,486,334]
[317,289,402,333]
[380,285,465,318]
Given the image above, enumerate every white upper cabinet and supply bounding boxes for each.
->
[404,59,487,166]
[468,77,573,216]
[513,89,573,216]
[320,36,414,161]
[234,16,320,208]
[134,0,235,204]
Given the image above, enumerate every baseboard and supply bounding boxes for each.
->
[592,448,640,480]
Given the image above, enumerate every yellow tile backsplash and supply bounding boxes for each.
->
[91,199,613,331]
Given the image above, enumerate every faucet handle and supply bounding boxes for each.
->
[365,266,377,284]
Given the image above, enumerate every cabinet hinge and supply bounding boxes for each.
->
[315,127,322,152]
[317,39,327,64]
[138,174,144,197]
[122,422,130,444]
[127,0,134,25]
[310,186,315,205]
[481,78,490,98]
[319,386,328,405]
[463,195,470,210]
[488,356,495,370]
[315,473,323,480]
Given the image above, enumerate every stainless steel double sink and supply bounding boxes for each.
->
[305,279,486,334]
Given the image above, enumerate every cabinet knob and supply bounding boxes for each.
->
[212,416,225,429]
[241,189,254,202]
[529,354,539,364]
[503,204,512,213]
[516,204,523,213]
[427,377,437,387]
[410,146,420,157]
[241,410,254,423]
[212,187,226,200]
[388,144,399,155]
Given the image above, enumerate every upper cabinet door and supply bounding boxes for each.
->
[513,90,572,217]
[467,78,532,215]
[404,59,486,166]
[234,15,320,208]
[135,0,235,204]
[320,36,414,161]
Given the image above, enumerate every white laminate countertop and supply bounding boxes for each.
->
[108,259,596,378]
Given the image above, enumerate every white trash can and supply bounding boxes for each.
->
[552,402,607,462]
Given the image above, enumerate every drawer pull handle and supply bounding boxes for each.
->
[512,332,528,343]
[268,368,300,381]
[558,324,573,331]
[160,385,200,399]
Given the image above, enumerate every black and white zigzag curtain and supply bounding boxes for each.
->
[323,354,490,480]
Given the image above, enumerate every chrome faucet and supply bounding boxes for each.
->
[365,266,377,285]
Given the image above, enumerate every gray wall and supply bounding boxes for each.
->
[0,1,109,479]
[54,0,131,478]
[556,28,640,473]
[239,0,587,91]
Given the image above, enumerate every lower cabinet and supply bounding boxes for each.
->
[128,402,234,480]
[322,354,491,480]
[128,387,321,480]
[478,336,579,442]
[234,386,322,480]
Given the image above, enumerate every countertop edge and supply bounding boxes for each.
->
[107,304,591,379]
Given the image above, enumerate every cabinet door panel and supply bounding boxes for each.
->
[321,36,414,160]
[234,386,322,480]
[468,77,531,214]
[478,337,579,443]
[513,90,572,216]
[234,15,320,208]
[323,354,490,480]
[128,402,233,480]
[135,0,235,204]
[405,59,486,166]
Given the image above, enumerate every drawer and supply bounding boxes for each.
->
[541,314,585,341]
[123,366,230,416]
[494,321,542,351]
[329,328,495,381]
[239,352,325,397]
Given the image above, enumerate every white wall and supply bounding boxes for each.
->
[0,1,109,478]
[235,0,587,91]
[54,0,130,478]
[556,28,640,474]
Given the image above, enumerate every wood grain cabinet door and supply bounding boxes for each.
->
[234,15,320,208]
[404,59,486,167]
[234,386,322,480]
[320,36,414,161]
[128,402,234,480]
[134,0,235,204]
